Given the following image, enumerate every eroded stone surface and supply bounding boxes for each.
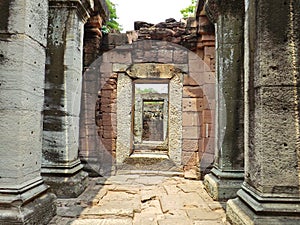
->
[49,175,228,224]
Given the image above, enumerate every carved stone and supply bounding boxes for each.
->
[227,0,300,223]
[204,0,245,200]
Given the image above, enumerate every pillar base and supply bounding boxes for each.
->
[227,187,300,225]
[0,180,56,225]
[80,153,115,177]
[42,161,88,198]
[203,167,244,201]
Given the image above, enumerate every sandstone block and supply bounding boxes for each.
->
[183,75,199,86]
[183,126,201,139]
[183,98,203,112]
[0,37,46,111]
[183,111,201,127]
[0,111,42,183]
[183,86,203,98]
[203,109,214,123]
[182,139,200,152]
[6,1,48,45]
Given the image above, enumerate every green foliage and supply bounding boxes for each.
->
[180,0,197,19]
[136,88,158,94]
[101,25,110,34]
[104,0,122,33]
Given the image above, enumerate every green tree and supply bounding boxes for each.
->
[103,0,122,33]
[180,0,197,19]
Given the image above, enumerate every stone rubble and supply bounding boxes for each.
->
[133,18,198,51]
[49,174,230,225]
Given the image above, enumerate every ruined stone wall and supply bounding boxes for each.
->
[130,16,215,177]
[80,41,215,179]
[80,10,215,178]
[84,14,104,68]
[97,73,117,159]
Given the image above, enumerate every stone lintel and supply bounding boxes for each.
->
[204,167,244,201]
[227,188,300,225]
[112,63,131,72]
[113,63,189,74]
[126,63,185,79]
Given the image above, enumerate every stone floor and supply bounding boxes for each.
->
[49,173,230,225]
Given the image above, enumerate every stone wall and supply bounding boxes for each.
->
[131,16,215,177]
[80,8,216,178]
[81,44,214,179]
[97,73,117,159]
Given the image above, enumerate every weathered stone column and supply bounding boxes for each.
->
[42,0,92,197]
[80,8,108,176]
[203,0,244,200]
[227,0,300,224]
[0,1,56,224]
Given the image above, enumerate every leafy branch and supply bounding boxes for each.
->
[103,0,122,33]
[180,0,197,19]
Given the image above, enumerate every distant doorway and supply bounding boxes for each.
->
[116,63,183,166]
[133,82,169,155]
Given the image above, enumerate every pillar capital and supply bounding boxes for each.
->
[204,0,220,23]
[204,0,244,23]
[48,0,94,22]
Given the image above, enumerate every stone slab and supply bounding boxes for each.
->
[186,208,222,220]
[49,176,228,224]
[71,218,133,225]
[157,218,193,225]
[81,204,134,218]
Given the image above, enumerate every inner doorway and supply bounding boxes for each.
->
[133,82,169,155]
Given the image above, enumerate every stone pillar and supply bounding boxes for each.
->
[227,0,300,224]
[80,13,104,176]
[0,1,56,224]
[203,0,244,200]
[42,0,91,197]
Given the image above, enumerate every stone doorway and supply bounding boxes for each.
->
[133,82,169,154]
[116,63,183,168]
[80,40,215,178]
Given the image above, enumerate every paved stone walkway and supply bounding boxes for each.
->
[49,174,230,225]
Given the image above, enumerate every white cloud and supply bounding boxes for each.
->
[113,0,191,31]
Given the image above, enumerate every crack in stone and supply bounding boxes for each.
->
[141,195,157,203]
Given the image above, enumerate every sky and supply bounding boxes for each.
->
[113,0,191,32]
